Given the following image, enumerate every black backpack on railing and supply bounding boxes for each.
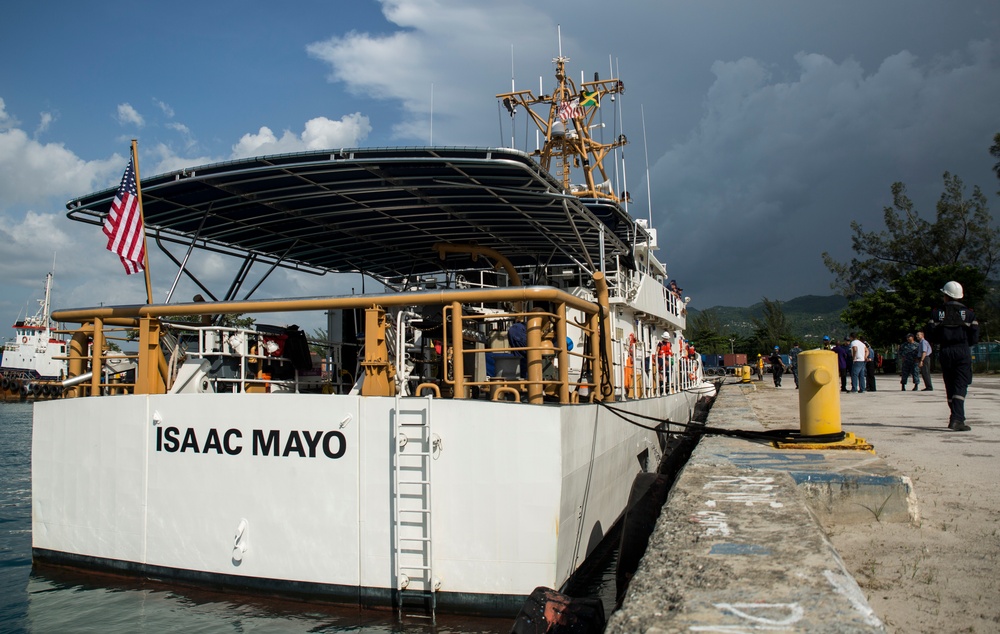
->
[282,325,313,372]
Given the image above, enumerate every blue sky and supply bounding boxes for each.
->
[2,0,999,338]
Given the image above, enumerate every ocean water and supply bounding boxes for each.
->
[0,403,618,633]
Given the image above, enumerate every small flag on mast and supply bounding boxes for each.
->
[103,156,146,274]
[557,98,581,122]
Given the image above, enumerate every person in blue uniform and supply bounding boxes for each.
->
[897,333,921,391]
[789,342,802,388]
[769,346,784,387]
[830,337,849,392]
[507,320,528,378]
[927,281,979,432]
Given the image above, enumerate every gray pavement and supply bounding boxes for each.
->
[607,376,919,633]
[608,371,1000,632]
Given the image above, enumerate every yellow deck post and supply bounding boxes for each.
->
[136,316,166,394]
[450,301,465,398]
[361,305,396,396]
[592,272,615,402]
[526,311,544,404]
[90,317,104,396]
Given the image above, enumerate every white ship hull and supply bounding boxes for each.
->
[32,390,701,612]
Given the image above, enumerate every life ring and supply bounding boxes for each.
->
[22,336,28,344]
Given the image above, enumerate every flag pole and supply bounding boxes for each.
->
[130,139,153,305]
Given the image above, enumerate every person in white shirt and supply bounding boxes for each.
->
[916,330,933,391]
[849,333,867,393]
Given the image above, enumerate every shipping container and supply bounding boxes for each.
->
[700,353,724,368]
[724,353,747,367]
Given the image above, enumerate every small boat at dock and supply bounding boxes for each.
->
[1,272,68,402]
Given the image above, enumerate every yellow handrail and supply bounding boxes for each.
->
[53,284,610,403]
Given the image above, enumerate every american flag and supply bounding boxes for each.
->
[103,156,145,274]
[557,98,581,122]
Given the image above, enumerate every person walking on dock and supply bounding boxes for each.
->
[830,336,849,392]
[927,281,979,431]
[789,342,802,388]
[898,333,921,391]
[916,330,934,390]
[769,346,785,387]
[849,333,867,393]
[864,339,877,391]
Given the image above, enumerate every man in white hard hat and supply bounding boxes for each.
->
[927,281,979,432]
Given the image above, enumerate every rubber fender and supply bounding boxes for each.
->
[510,586,606,634]
[616,472,671,606]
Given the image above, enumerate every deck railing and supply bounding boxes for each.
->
[51,275,618,404]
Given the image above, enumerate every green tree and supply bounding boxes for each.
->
[311,327,331,355]
[822,172,998,297]
[824,164,999,346]
[841,264,986,346]
[686,309,730,354]
[750,297,793,353]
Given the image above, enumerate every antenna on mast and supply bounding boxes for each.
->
[616,57,629,215]
[641,105,653,228]
[510,45,516,148]
[610,55,619,198]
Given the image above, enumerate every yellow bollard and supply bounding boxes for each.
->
[798,350,841,436]
[740,365,752,383]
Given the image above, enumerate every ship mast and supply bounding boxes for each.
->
[41,272,53,337]
[497,55,626,203]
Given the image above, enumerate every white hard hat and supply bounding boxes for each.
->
[941,281,963,299]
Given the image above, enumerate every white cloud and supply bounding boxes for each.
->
[0,97,17,130]
[116,103,144,127]
[147,142,216,175]
[167,122,190,135]
[0,125,122,211]
[306,0,555,142]
[35,111,54,136]
[231,114,371,158]
[154,98,175,118]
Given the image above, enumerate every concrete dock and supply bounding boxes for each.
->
[607,374,1000,633]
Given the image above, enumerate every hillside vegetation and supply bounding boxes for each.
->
[688,295,848,344]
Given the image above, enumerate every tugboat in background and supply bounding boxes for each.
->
[1,272,68,402]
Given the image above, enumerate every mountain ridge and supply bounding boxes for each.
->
[688,294,849,340]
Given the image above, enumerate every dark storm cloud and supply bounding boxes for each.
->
[650,40,1000,308]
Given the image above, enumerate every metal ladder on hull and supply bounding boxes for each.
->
[392,397,437,623]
